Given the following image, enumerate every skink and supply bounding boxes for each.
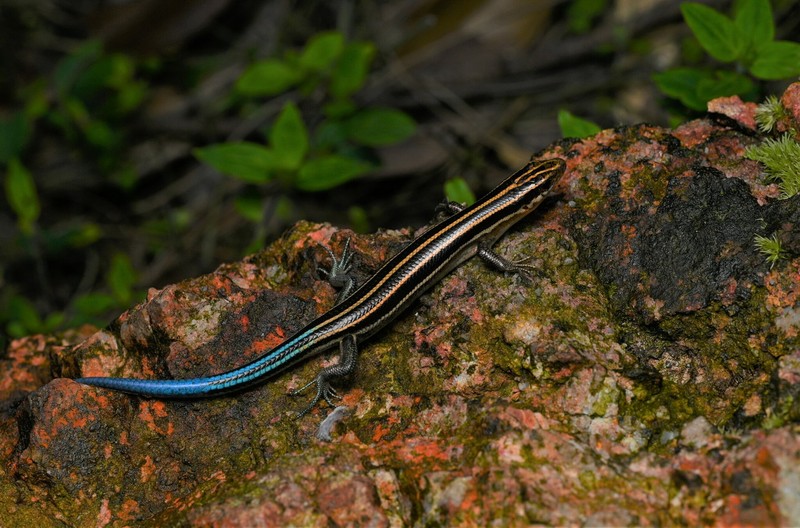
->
[76,158,565,415]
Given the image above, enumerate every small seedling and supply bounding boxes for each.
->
[754,95,788,133]
[754,233,785,268]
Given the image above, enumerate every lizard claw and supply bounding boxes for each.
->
[290,374,341,418]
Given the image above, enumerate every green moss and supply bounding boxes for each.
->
[591,377,621,417]
[578,469,597,490]
[762,394,798,430]
[615,285,782,453]
[754,232,786,268]
[0,478,63,528]
[746,134,800,198]
[754,95,788,133]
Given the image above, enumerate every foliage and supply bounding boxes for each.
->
[754,233,785,268]
[444,177,476,205]
[558,109,602,139]
[653,0,800,111]
[2,40,148,197]
[566,0,608,34]
[745,134,800,198]
[1,41,148,341]
[194,31,416,200]
[2,252,139,339]
[4,158,40,234]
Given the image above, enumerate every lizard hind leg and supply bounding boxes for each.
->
[291,334,359,418]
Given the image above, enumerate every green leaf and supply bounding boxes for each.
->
[681,3,743,62]
[734,0,774,54]
[331,42,376,98]
[72,55,116,99]
[653,68,708,110]
[347,205,370,233]
[112,164,139,190]
[66,222,103,247]
[275,195,294,221]
[557,109,601,139]
[269,102,308,170]
[5,322,24,338]
[696,70,754,102]
[344,108,416,146]
[299,31,345,71]
[42,312,65,332]
[194,142,279,183]
[0,112,31,164]
[654,68,755,111]
[5,158,40,233]
[444,177,476,205]
[234,194,264,222]
[64,97,90,127]
[296,155,371,191]
[750,41,800,80]
[566,0,608,34]
[116,80,148,114]
[54,40,103,96]
[106,53,136,88]
[236,59,300,97]
[315,120,348,149]
[107,253,137,304]
[72,293,117,318]
[323,99,357,119]
[23,82,49,119]
[6,295,43,336]
[84,120,117,149]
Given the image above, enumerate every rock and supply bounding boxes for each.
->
[2,84,800,526]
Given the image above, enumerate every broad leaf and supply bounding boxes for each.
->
[5,158,40,232]
[750,40,800,80]
[696,70,754,103]
[7,295,44,336]
[72,293,117,317]
[345,108,415,146]
[107,253,137,304]
[299,31,344,71]
[557,109,601,139]
[681,3,742,62]
[330,42,376,98]
[269,102,308,170]
[314,120,348,149]
[234,194,264,223]
[237,59,299,97]
[296,155,371,191]
[653,68,708,110]
[194,142,279,183]
[54,40,103,95]
[0,112,30,164]
[566,0,608,34]
[734,0,774,54]
[444,177,476,205]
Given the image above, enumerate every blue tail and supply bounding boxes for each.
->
[75,329,319,398]
[74,374,238,398]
